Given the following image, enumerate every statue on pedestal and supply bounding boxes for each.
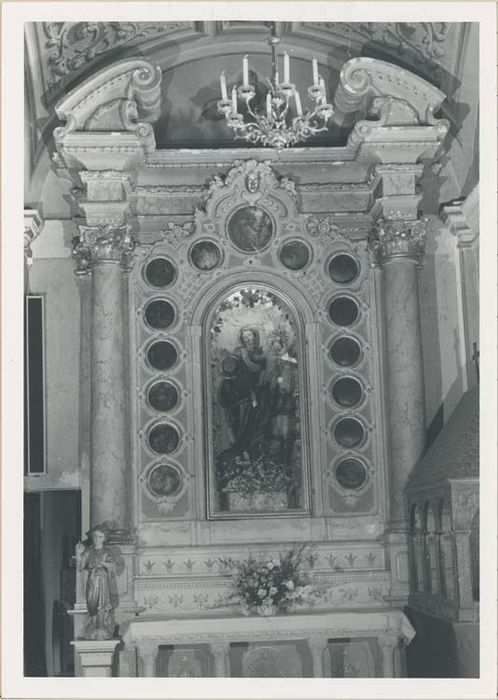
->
[75,524,117,640]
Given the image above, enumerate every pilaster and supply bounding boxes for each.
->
[308,636,329,677]
[441,188,479,389]
[135,640,159,677]
[211,641,230,677]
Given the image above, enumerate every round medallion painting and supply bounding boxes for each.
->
[144,257,177,288]
[333,418,365,448]
[190,240,222,271]
[146,341,178,371]
[329,336,361,367]
[331,376,363,407]
[148,423,180,454]
[148,464,182,497]
[335,458,367,490]
[328,254,359,284]
[279,240,310,270]
[328,296,359,327]
[144,299,176,330]
[227,206,273,253]
[147,381,179,412]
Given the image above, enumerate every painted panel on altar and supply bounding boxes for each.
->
[207,287,307,516]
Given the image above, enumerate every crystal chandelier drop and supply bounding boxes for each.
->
[217,23,334,150]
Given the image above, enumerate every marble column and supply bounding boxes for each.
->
[211,642,230,677]
[73,224,135,538]
[369,218,427,529]
[309,637,328,677]
[136,641,159,677]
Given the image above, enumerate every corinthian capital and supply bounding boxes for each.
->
[72,224,135,272]
[369,218,427,265]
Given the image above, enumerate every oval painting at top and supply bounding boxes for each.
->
[227,206,273,253]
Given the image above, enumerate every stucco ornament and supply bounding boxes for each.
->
[368,217,427,265]
[72,223,135,272]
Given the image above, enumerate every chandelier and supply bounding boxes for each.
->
[217,23,334,150]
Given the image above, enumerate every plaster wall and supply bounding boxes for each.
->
[25,252,80,491]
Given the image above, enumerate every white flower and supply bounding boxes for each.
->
[285,580,295,590]
[257,588,266,598]
[269,586,277,595]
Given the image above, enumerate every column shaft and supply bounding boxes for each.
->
[90,262,128,530]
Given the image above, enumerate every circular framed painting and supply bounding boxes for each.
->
[333,417,366,449]
[331,376,363,407]
[328,254,360,284]
[329,336,362,367]
[190,240,223,271]
[146,340,178,371]
[147,380,180,412]
[147,464,182,497]
[227,206,273,253]
[328,296,359,327]
[144,299,176,330]
[335,458,368,490]
[144,257,177,288]
[279,240,311,270]
[148,423,180,454]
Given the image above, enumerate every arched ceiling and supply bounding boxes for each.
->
[25,21,478,203]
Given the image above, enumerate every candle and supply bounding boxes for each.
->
[266,92,272,118]
[284,52,290,83]
[312,57,319,86]
[294,90,302,116]
[232,86,238,113]
[220,71,228,101]
[243,55,249,86]
[319,77,326,103]
[275,69,280,86]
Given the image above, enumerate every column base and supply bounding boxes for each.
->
[72,639,120,677]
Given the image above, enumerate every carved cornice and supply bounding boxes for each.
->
[24,209,43,264]
[72,223,135,272]
[368,217,427,265]
[333,57,450,131]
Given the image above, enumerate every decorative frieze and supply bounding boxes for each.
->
[72,224,135,272]
[368,218,427,265]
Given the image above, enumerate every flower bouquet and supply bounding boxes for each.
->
[220,544,314,616]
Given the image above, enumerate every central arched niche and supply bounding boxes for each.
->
[205,284,309,516]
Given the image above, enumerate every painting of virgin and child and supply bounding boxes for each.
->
[209,289,304,512]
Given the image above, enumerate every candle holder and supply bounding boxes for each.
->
[217,22,334,150]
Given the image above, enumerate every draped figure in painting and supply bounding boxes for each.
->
[218,327,272,456]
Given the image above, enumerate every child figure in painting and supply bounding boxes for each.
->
[75,525,117,640]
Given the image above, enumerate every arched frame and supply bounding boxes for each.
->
[190,271,321,520]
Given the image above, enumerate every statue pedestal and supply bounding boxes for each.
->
[71,639,120,677]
